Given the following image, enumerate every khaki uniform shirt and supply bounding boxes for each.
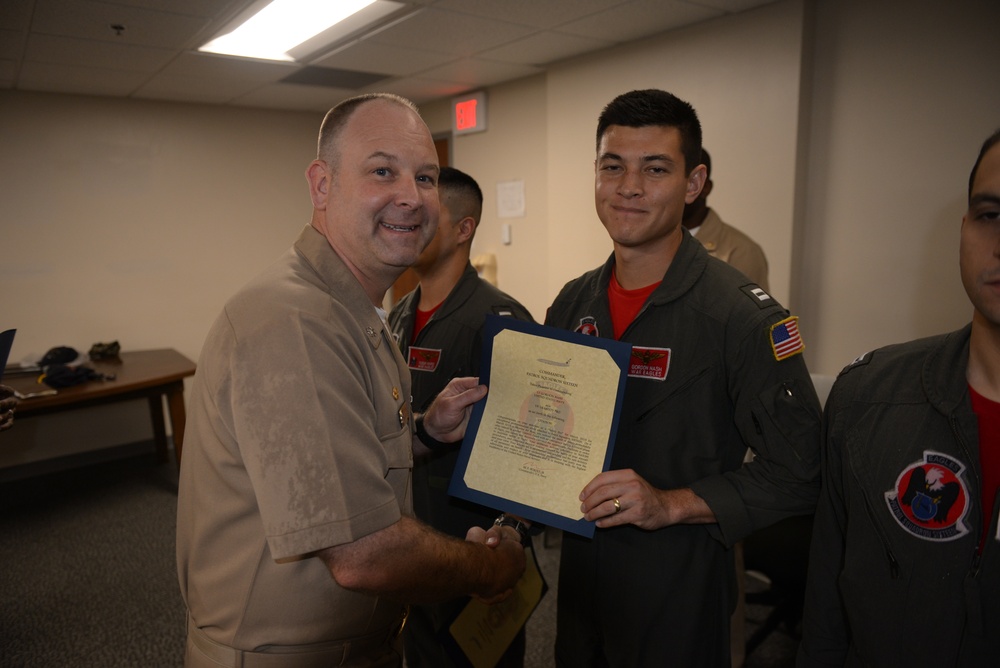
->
[177,225,412,654]
[692,208,770,292]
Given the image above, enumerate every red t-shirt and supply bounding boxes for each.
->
[970,384,1000,551]
[607,270,660,340]
[412,302,443,344]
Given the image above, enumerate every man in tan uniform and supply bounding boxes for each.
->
[177,94,526,668]
[682,148,770,291]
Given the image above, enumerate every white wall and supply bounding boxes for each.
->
[1,93,320,366]
[542,0,805,309]
[3,0,998,464]
[423,74,551,320]
[795,0,1000,373]
[1,93,321,464]
[422,0,804,319]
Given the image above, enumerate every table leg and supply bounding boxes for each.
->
[165,381,187,466]
[148,395,169,463]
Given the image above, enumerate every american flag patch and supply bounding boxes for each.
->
[770,316,805,361]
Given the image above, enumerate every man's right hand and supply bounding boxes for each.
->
[465,524,526,604]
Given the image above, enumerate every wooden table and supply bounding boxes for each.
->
[6,349,197,466]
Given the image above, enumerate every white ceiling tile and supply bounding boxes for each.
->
[17,59,150,95]
[312,41,454,77]
[156,51,297,85]
[3,0,780,111]
[26,33,176,72]
[557,0,722,41]
[32,0,212,48]
[431,0,632,29]
[96,0,242,19]
[681,0,776,12]
[478,31,615,67]
[365,7,538,56]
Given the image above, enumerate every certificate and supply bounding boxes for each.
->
[448,316,630,537]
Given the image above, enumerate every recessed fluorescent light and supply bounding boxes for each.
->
[199,0,378,62]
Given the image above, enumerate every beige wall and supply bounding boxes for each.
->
[795,0,1000,373]
[3,0,998,464]
[1,94,320,365]
[541,0,805,310]
[423,74,550,320]
[422,0,804,319]
[1,94,321,464]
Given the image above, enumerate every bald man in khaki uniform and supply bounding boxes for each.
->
[177,94,525,668]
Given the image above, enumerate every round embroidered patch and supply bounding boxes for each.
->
[884,451,970,541]
[575,316,599,337]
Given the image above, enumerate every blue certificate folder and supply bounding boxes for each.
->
[448,315,631,538]
[0,329,15,382]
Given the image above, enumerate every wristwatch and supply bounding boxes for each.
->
[414,414,451,452]
[494,513,530,542]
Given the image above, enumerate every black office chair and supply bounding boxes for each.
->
[742,513,814,656]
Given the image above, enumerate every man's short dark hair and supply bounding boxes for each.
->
[595,89,703,175]
[438,166,483,223]
[439,166,483,207]
[969,128,1000,203]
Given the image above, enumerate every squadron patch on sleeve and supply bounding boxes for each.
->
[884,451,970,542]
[769,316,805,361]
[407,346,441,372]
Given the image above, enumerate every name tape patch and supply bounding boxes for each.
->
[407,346,441,372]
[628,346,671,381]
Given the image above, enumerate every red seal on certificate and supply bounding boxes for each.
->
[518,390,574,448]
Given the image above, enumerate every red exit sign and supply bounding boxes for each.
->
[452,91,487,135]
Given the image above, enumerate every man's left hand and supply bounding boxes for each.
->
[422,377,487,444]
[580,469,716,530]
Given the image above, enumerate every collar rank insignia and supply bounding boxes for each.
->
[885,451,970,542]
[770,316,805,361]
[741,284,775,307]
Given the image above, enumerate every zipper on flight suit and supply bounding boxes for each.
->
[855,475,900,578]
[952,413,987,636]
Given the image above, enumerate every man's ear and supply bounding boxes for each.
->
[700,178,714,200]
[456,216,477,245]
[306,160,330,210]
[685,164,708,204]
